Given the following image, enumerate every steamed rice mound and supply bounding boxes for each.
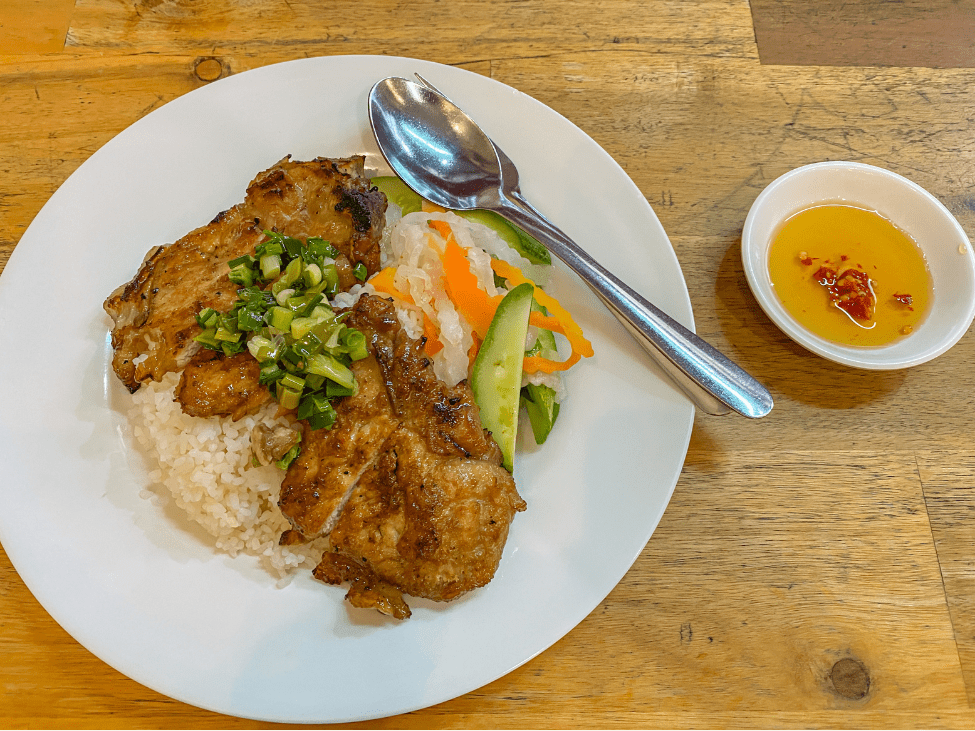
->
[130,371,325,579]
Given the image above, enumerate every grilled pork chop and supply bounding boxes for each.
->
[316,426,526,618]
[108,156,526,620]
[175,348,273,421]
[278,353,400,537]
[280,295,526,618]
[104,156,386,393]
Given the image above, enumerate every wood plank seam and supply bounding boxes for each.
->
[918,452,975,709]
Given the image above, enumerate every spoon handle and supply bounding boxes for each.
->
[490,192,774,419]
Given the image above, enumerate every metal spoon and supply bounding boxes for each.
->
[411,74,753,418]
[368,76,773,419]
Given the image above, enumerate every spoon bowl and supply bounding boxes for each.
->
[369,80,501,210]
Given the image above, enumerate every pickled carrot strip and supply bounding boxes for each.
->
[430,218,593,373]
[422,316,444,355]
[490,258,594,372]
[523,351,582,373]
[467,331,482,367]
[431,220,503,339]
[368,267,405,300]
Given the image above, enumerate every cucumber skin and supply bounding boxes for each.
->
[455,209,552,266]
[522,382,560,444]
[455,209,522,249]
[471,283,535,472]
[369,176,423,215]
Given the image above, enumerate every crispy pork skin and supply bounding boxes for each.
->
[104,156,386,393]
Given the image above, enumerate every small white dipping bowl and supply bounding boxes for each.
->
[742,161,975,369]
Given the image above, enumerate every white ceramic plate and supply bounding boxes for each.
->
[742,161,975,369]
[0,56,694,723]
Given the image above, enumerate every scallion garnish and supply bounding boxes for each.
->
[304,262,323,288]
[195,308,219,329]
[229,262,255,287]
[193,231,371,437]
[275,443,302,470]
[268,306,293,331]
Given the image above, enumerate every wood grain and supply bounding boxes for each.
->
[3,0,975,727]
[751,0,975,68]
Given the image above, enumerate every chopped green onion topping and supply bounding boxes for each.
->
[260,253,282,280]
[326,380,356,398]
[277,384,302,410]
[304,262,323,288]
[195,308,219,329]
[214,326,242,343]
[193,230,370,434]
[275,443,301,470]
[306,353,355,390]
[353,262,368,281]
[273,285,295,305]
[268,306,293,331]
[258,361,285,385]
[194,328,221,349]
[322,263,339,292]
[280,372,306,393]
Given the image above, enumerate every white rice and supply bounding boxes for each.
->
[129,204,563,581]
[129,371,326,579]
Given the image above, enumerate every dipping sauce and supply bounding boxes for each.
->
[768,204,932,346]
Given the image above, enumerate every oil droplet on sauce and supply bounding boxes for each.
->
[768,204,932,346]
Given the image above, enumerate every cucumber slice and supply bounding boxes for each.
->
[471,282,534,471]
[370,176,423,215]
[520,296,560,443]
[527,298,558,356]
[454,209,551,266]
[521,383,561,445]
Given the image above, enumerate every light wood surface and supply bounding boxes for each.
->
[4,1,975,728]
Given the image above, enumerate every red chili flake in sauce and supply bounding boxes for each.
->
[814,264,876,320]
[893,292,914,310]
[814,265,836,285]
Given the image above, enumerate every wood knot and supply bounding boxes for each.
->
[193,57,226,83]
[830,657,870,699]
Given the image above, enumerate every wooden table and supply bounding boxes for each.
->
[3,1,975,727]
